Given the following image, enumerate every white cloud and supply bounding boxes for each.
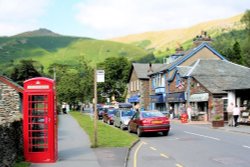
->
[75,0,250,38]
[0,0,50,36]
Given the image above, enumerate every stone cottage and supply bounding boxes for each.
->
[0,75,23,167]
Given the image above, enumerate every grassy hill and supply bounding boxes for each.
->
[110,14,244,56]
[0,34,148,72]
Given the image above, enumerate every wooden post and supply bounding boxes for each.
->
[93,68,98,147]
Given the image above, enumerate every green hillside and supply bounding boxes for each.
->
[111,14,244,57]
[0,35,147,72]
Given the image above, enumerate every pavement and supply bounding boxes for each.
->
[30,114,250,167]
[30,114,128,167]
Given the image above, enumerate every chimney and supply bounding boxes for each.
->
[193,31,212,47]
[148,62,153,72]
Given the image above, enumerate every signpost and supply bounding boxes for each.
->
[93,69,105,147]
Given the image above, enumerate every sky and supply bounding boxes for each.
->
[0,0,249,39]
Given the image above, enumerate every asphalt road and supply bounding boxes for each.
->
[127,123,250,167]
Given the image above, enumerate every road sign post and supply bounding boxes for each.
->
[93,69,105,147]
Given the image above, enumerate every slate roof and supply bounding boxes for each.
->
[132,63,163,79]
[188,59,250,94]
[177,66,192,77]
[0,75,24,93]
[151,42,225,74]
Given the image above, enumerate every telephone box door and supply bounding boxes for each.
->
[23,77,57,163]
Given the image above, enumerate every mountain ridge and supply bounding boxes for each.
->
[110,14,244,50]
[13,28,61,37]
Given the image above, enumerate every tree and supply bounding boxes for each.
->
[232,41,242,64]
[241,9,250,36]
[48,57,94,105]
[97,57,131,102]
[241,10,250,67]
[10,59,41,85]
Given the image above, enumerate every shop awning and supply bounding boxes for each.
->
[189,93,209,102]
[128,95,140,103]
[150,95,165,103]
[166,92,185,102]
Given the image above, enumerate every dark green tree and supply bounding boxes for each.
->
[232,41,242,64]
[97,57,131,102]
[10,59,42,85]
[48,57,94,105]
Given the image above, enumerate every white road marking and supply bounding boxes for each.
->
[150,147,157,151]
[243,145,250,149]
[176,163,183,167]
[184,131,220,141]
[160,153,169,158]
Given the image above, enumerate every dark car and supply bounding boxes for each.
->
[102,108,117,125]
[128,110,170,137]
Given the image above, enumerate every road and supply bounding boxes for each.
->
[127,123,250,167]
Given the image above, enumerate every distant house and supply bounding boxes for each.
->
[148,37,226,114]
[0,75,23,122]
[127,63,163,110]
[180,59,250,122]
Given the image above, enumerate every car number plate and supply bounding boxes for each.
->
[152,120,162,124]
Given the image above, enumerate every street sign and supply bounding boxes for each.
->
[96,70,105,82]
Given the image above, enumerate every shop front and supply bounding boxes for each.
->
[166,92,186,118]
[150,94,166,111]
[128,95,140,104]
[189,93,209,121]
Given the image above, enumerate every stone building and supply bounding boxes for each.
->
[148,41,226,113]
[127,63,163,110]
[0,75,23,167]
[179,59,250,122]
[0,75,23,122]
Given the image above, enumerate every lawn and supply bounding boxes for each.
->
[70,111,138,148]
[13,161,30,167]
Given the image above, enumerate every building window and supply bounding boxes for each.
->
[137,80,140,90]
[176,73,181,87]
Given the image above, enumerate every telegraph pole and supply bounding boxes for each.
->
[93,69,105,147]
[93,68,98,147]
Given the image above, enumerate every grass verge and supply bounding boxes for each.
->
[13,161,30,167]
[70,111,138,148]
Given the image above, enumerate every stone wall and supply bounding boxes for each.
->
[0,82,21,123]
[0,79,23,167]
[0,119,23,167]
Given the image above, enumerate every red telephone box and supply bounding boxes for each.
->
[23,77,58,163]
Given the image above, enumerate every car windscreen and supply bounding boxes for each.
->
[141,111,165,118]
[121,110,135,117]
[108,109,117,115]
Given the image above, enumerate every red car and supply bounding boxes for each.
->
[128,110,170,137]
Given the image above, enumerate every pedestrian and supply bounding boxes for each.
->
[187,105,192,121]
[62,102,67,114]
[169,106,174,119]
[232,105,240,127]
[227,102,234,126]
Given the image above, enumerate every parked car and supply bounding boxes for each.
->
[114,109,135,130]
[97,107,105,120]
[128,110,170,137]
[116,103,133,109]
[102,108,117,125]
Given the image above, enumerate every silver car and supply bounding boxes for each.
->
[114,109,135,130]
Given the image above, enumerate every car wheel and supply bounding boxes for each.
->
[162,131,169,136]
[120,123,125,130]
[137,127,142,137]
[128,125,132,133]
